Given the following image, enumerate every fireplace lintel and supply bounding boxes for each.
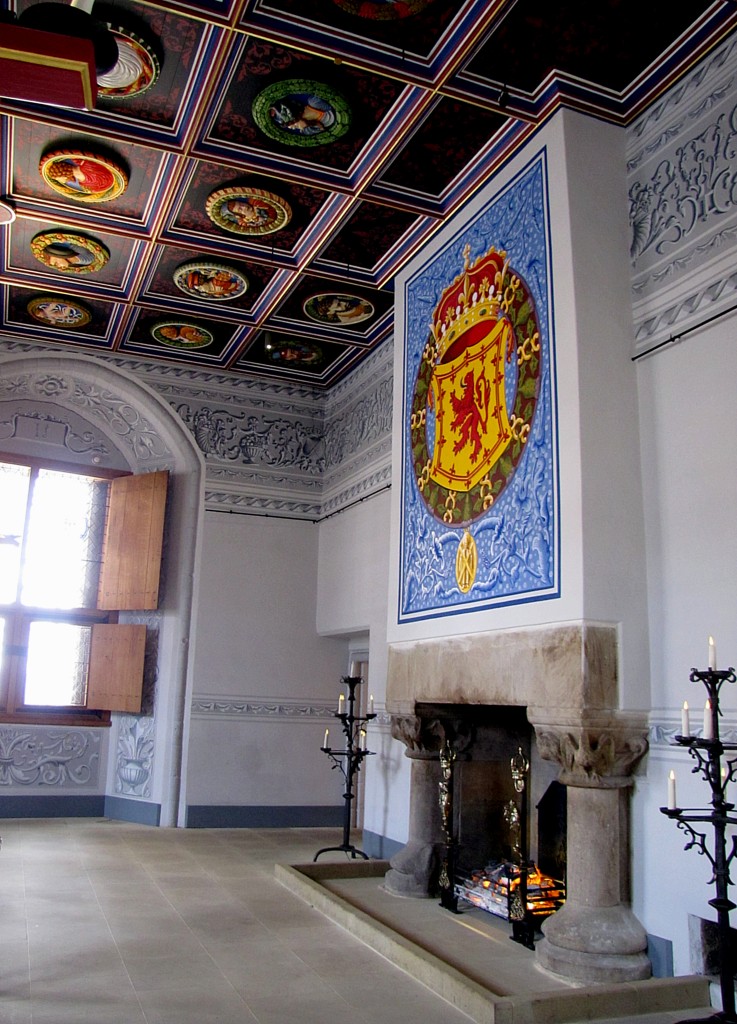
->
[386,621,620,717]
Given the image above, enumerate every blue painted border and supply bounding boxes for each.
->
[0,795,104,818]
[398,148,560,623]
[186,805,344,828]
[104,796,161,826]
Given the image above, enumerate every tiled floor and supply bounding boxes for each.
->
[0,818,716,1024]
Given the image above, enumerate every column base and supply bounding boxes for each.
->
[383,840,440,898]
[536,903,651,983]
[536,936,651,983]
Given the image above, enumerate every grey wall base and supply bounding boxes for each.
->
[362,830,404,860]
[186,805,344,828]
[0,795,161,825]
[104,796,161,826]
[0,795,105,818]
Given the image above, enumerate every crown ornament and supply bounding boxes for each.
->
[429,244,513,362]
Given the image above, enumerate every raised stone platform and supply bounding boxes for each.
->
[276,859,711,1024]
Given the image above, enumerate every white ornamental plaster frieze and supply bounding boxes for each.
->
[206,467,323,489]
[531,714,649,788]
[0,362,172,463]
[174,402,325,474]
[320,464,392,518]
[191,695,338,721]
[0,727,101,787]
[0,406,112,460]
[116,715,155,797]
[323,377,392,470]
[627,35,737,347]
[204,490,322,518]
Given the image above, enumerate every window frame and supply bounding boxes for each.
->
[0,452,163,727]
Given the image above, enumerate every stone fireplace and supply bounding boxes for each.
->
[384,620,650,985]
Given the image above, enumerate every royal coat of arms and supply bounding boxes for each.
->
[409,244,542,594]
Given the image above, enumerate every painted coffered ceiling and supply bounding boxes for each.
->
[1,0,734,388]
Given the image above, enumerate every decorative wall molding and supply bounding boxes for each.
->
[628,35,737,352]
[1,337,394,517]
[648,718,737,748]
[191,695,337,721]
[0,727,101,787]
[204,490,322,519]
[115,715,155,798]
[0,354,174,466]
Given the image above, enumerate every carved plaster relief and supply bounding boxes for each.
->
[0,727,101,787]
[628,35,737,349]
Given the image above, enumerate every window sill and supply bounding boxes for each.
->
[0,710,112,727]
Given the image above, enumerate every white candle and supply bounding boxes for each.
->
[667,769,677,810]
[338,693,345,714]
[323,728,329,748]
[709,636,717,671]
[349,661,358,678]
[681,701,690,737]
[704,700,714,740]
[360,728,367,751]
[369,693,374,714]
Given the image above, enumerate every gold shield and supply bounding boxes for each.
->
[429,317,513,492]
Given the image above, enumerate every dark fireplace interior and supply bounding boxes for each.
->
[417,702,567,914]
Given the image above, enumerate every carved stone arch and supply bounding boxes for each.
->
[0,352,205,826]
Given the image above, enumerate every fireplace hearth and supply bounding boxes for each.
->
[384,621,651,984]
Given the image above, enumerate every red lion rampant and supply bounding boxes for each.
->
[450,370,489,460]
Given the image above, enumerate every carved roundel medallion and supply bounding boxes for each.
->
[252,79,351,147]
[265,338,324,368]
[97,26,160,98]
[303,293,374,326]
[173,261,248,302]
[39,150,128,203]
[27,295,91,328]
[151,321,214,349]
[332,0,435,17]
[31,231,109,274]
[410,245,542,528]
[206,187,292,236]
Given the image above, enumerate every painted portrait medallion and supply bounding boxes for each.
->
[97,26,160,98]
[303,293,374,326]
[252,80,351,148]
[27,295,91,328]
[31,231,109,274]
[206,187,292,236]
[265,337,324,368]
[173,261,248,302]
[151,321,214,349]
[332,0,435,17]
[410,245,542,537]
[39,150,128,203]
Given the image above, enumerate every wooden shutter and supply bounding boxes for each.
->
[98,470,168,610]
[87,623,146,712]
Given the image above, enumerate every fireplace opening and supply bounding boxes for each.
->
[417,702,567,943]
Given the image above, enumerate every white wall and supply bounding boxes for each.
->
[633,310,737,973]
[316,489,412,845]
[186,510,347,808]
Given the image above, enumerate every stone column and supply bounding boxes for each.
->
[383,714,472,898]
[530,710,651,984]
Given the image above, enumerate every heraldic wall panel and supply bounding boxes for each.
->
[399,152,559,622]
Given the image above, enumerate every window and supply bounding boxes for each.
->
[0,455,167,725]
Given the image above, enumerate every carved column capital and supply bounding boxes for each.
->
[529,710,648,788]
[390,714,473,760]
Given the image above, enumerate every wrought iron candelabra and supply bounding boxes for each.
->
[661,664,737,1024]
[314,675,376,861]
